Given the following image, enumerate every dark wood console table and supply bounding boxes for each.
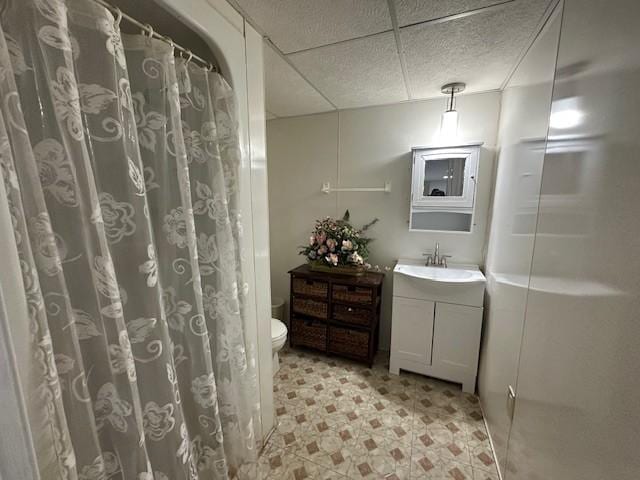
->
[288,264,384,367]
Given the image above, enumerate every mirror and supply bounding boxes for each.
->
[423,158,466,197]
[410,144,482,232]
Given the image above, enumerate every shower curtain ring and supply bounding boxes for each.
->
[113,7,122,28]
[143,23,154,39]
[167,37,175,53]
[185,50,193,64]
[205,62,213,72]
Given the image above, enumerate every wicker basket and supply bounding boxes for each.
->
[309,262,365,276]
[292,297,328,319]
[332,284,374,304]
[292,278,328,298]
[291,317,327,351]
[332,304,372,327]
[328,326,369,359]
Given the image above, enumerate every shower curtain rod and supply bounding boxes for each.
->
[92,0,217,71]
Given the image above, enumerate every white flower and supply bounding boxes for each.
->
[138,244,158,287]
[202,285,235,320]
[132,92,166,152]
[94,382,132,432]
[34,138,78,206]
[162,287,192,330]
[143,401,176,441]
[193,181,228,225]
[51,66,83,140]
[99,192,136,243]
[163,207,188,248]
[348,252,364,265]
[190,435,219,473]
[29,213,66,276]
[54,354,75,375]
[182,121,204,163]
[78,452,120,480]
[191,373,217,408]
[108,331,136,382]
[197,233,219,276]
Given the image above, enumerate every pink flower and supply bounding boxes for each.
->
[317,245,327,255]
[317,231,327,244]
[309,235,316,246]
[326,238,337,252]
[327,253,339,266]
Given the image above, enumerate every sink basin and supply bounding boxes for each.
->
[393,259,486,307]
[394,259,486,284]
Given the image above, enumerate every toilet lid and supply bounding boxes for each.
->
[271,318,287,340]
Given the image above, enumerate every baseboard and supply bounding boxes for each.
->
[478,399,504,480]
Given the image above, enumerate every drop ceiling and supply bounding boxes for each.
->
[230,0,555,118]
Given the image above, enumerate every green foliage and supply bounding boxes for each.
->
[299,211,379,267]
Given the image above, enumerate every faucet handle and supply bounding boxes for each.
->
[440,255,451,268]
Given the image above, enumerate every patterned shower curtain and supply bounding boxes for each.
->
[0,0,260,479]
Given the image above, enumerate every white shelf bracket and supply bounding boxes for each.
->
[321,181,391,194]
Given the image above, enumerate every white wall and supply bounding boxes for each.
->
[244,24,275,438]
[478,7,561,474]
[267,92,501,349]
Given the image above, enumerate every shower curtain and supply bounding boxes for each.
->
[0,0,259,479]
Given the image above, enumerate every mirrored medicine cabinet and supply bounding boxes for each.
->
[409,143,482,232]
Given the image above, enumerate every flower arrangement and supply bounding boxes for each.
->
[300,210,378,272]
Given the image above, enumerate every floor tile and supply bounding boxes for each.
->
[265,349,499,480]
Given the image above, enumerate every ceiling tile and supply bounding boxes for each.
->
[394,0,509,27]
[264,44,335,117]
[400,0,552,99]
[288,32,408,109]
[234,0,392,54]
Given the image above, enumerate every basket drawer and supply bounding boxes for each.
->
[291,317,327,351]
[332,304,372,327]
[292,277,329,299]
[332,284,374,305]
[292,297,328,319]
[328,326,370,359]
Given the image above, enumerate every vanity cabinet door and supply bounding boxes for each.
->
[432,303,483,374]
[390,297,435,365]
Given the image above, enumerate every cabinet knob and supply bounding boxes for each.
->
[347,307,353,312]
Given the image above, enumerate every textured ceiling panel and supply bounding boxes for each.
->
[401,0,551,99]
[234,0,391,54]
[264,44,335,117]
[394,0,509,26]
[288,32,408,109]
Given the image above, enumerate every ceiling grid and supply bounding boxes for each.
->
[228,0,554,118]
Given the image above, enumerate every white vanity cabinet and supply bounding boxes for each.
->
[389,260,486,393]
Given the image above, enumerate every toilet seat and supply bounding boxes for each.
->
[271,318,287,344]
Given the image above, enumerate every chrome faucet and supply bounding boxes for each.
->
[423,242,451,268]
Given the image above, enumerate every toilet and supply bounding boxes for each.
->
[271,318,288,375]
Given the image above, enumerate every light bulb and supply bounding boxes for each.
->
[441,110,458,142]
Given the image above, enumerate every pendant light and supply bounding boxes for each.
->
[440,82,465,142]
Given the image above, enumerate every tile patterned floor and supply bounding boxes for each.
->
[258,348,500,480]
